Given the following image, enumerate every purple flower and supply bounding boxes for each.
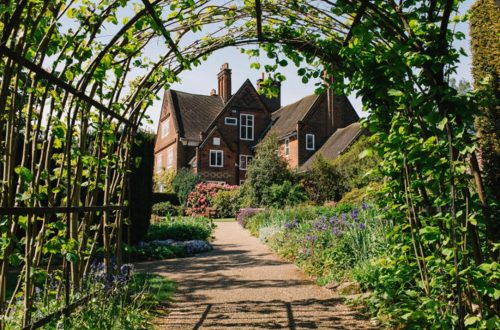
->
[284,219,299,229]
[329,216,338,225]
[351,209,359,221]
[332,227,343,236]
[359,223,366,230]
[361,202,369,210]
[312,219,328,231]
[305,234,318,242]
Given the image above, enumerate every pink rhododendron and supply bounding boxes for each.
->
[186,182,238,216]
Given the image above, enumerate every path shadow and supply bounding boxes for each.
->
[138,245,306,303]
[155,298,376,329]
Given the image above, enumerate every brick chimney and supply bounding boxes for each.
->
[257,73,281,112]
[210,88,217,96]
[217,63,232,103]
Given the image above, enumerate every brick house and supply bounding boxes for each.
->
[154,63,360,186]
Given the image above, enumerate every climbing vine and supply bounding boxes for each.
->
[0,0,498,328]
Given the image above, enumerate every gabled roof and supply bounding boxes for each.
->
[269,93,321,138]
[202,79,270,137]
[169,90,224,141]
[300,122,363,171]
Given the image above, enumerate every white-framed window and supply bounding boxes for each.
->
[209,150,224,167]
[306,134,315,150]
[284,138,290,157]
[240,114,254,140]
[167,147,174,169]
[213,137,220,146]
[156,154,162,173]
[225,117,237,126]
[239,155,254,170]
[161,120,169,138]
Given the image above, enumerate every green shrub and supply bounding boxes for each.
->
[243,134,293,206]
[301,154,347,203]
[212,189,241,218]
[144,216,214,242]
[331,135,382,190]
[151,201,178,217]
[263,180,307,208]
[126,243,187,261]
[172,169,201,205]
[339,181,383,205]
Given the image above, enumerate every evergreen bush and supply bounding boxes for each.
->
[263,180,307,208]
[172,169,201,206]
[243,134,293,206]
[151,202,178,217]
[301,155,346,203]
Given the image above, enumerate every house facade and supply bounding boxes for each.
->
[154,63,360,186]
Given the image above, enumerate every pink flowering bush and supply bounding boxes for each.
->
[186,182,239,216]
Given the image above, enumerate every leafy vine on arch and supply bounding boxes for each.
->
[0,0,497,328]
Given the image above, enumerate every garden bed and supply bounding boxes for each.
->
[127,216,215,261]
[240,203,390,286]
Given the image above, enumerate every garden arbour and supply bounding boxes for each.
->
[0,0,497,328]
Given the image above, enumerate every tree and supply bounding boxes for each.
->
[243,133,292,206]
[172,169,201,206]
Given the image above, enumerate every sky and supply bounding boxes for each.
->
[139,0,476,130]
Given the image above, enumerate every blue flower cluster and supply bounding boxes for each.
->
[88,259,134,290]
[289,206,370,239]
[138,239,213,255]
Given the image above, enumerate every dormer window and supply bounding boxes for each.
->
[306,134,315,150]
[240,114,254,140]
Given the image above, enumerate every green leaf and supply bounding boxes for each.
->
[358,149,373,159]
[65,69,74,81]
[464,315,479,326]
[388,89,404,97]
[437,117,448,130]
[66,252,79,263]
[15,166,33,183]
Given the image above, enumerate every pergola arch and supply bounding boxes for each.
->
[1,0,490,328]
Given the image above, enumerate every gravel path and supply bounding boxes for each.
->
[137,221,376,329]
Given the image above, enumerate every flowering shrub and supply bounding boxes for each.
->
[212,188,241,217]
[186,182,238,216]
